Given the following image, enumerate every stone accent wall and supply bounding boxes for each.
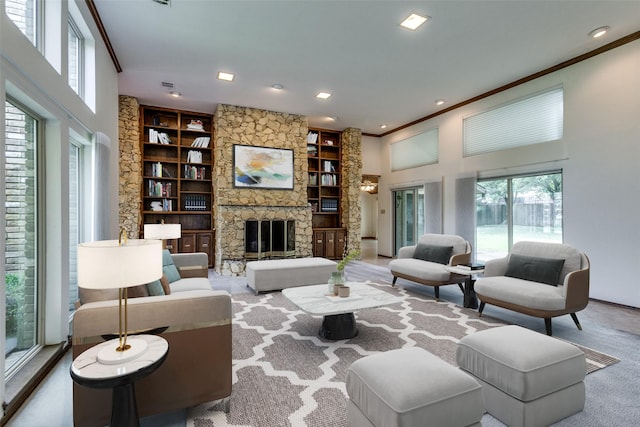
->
[118,96,141,238]
[341,127,363,254]
[213,105,312,273]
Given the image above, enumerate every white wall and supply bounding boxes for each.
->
[372,40,640,307]
[0,0,120,404]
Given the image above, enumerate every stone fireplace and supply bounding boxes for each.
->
[213,105,313,275]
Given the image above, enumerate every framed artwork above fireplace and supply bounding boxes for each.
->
[233,144,294,189]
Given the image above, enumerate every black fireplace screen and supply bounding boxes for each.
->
[245,220,295,259]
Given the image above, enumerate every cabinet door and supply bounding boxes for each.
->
[324,230,337,259]
[165,238,179,254]
[180,233,196,253]
[313,230,325,258]
[197,232,213,267]
[335,229,346,259]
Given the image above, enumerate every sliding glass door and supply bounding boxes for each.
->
[476,172,563,262]
[393,187,425,255]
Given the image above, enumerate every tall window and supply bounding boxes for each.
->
[4,100,41,378]
[476,172,562,262]
[68,17,84,97]
[5,0,39,46]
[68,142,82,314]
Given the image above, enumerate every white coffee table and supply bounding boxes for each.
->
[282,282,402,340]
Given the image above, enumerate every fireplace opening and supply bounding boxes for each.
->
[245,220,295,259]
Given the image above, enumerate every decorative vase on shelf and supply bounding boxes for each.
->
[328,271,345,295]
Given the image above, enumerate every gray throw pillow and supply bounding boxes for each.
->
[505,254,565,286]
[413,244,453,265]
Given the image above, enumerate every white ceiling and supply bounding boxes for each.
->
[93,0,640,136]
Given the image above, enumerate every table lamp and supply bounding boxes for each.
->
[77,229,162,364]
[144,222,182,249]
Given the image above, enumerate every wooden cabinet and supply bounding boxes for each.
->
[197,232,213,266]
[313,228,346,260]
[139,105,214,266]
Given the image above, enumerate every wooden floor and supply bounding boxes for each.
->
[359,239,640,336]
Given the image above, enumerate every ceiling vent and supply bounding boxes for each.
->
[161,81,174,89]
[151,0,170,6]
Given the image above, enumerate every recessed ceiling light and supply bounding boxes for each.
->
[316,92,331,99]
[170,91,181,97]
[588,26,610,39]
[380,124,387,129]
[272,83,284,90]
[435,99,445,106]
[401,13,429,30]
[218,72,234,82]
[328,116,338,121]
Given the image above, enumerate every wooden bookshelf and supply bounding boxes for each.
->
[139,105,214,266]
[307,128,346,259]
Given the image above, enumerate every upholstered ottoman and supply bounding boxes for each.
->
[346,347,484,427]
[245,257,337,294]
[456,325,586,427]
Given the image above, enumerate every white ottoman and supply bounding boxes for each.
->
[457,325,586,427]
[346,347,484,427]
[245,257,337,294]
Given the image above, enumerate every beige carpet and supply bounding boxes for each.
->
[187,281,618,427]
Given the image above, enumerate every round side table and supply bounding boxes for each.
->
[70,334,169,427]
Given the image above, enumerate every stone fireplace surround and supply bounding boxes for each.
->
[118,98,361,277]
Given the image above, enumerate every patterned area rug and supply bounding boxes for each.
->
[187,282,619,427]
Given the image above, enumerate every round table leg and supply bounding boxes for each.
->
[320,313,358,340]
[111,382,140,427]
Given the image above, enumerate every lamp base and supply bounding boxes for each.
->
[98,338,149,365]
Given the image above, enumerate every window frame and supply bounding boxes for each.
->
[475,170,563,262]
[67,15,85,99]
[4,0,43,48]
[4,96,45,381]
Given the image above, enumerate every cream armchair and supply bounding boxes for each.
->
[389,233,471,301]
[475,241,590,336]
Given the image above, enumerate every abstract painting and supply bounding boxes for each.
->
[233,144,294,189]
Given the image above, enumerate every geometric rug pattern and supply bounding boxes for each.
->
[187,281,619,427]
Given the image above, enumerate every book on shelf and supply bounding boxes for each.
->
[307,132,318,144]
[149,128,171,144]
[186,150,203,163]
[320,198,339,212]
[148,180,172,197]
[184,165,206,180]
[152,162,162,177]
[191,136,210,148]
[151,161,172,177]
[456,263,485,271]
[321,173,338,186]
[323,160,336,172]
[186,119,204,131]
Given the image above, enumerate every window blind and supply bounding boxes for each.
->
[391,128,438,171]
[463,87,563,156]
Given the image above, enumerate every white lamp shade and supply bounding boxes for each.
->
[144,223,182,240]
[77,239,162,290]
